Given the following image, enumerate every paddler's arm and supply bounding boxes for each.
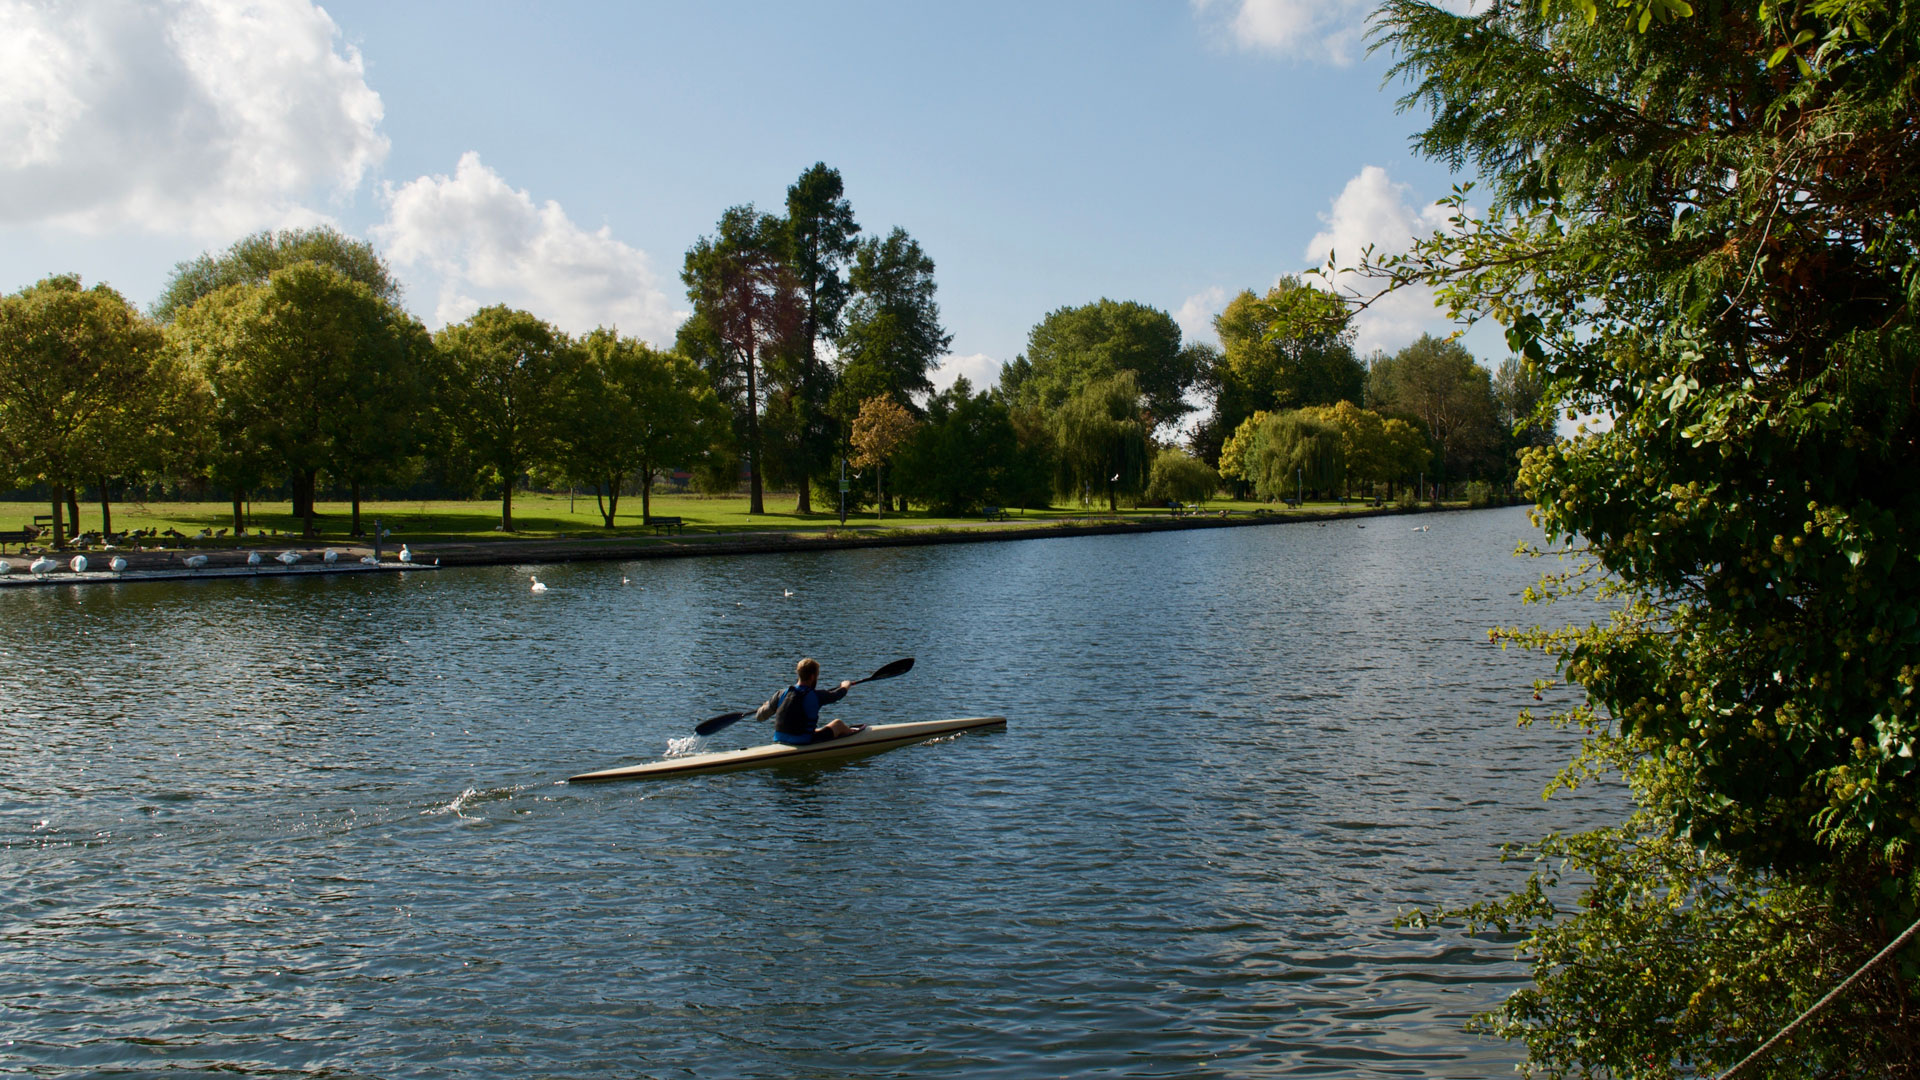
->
[815,680,854,705]
[755,690,783,722]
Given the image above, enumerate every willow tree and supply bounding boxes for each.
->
[1051,371,1150,511]
[1372,0,1920,1069]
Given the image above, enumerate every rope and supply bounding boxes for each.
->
[1712,913,1920,1080]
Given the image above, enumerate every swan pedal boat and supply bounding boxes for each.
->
[568,715,1007,783]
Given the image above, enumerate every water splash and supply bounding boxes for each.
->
[664,735,707,758]
[423,784,528,819]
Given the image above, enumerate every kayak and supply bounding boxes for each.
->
[566,715,1008,783]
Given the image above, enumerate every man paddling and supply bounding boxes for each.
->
[758,658,865,745]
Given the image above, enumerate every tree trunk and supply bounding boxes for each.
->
[350,478,362,537]
[299,470,318,537]
[50,489,66,549]
[745,345,764,515]
[795,470,811,514]
[501,475,514,532]
[600,477,619,528]
[66,487,81,535]
[98,476,112,537]
[640,464,653,524]
[232,490,246,535]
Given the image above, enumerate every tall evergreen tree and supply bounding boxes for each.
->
[779,164,860,514]
[682,206,802,515]
[836,227,952,416]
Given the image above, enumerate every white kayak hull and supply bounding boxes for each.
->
[567,715,1007,783]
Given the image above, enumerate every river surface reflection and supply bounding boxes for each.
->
[2,505,1619,1078]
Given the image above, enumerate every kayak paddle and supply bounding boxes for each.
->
[693,657,916,737]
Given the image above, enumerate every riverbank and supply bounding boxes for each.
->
[0,501,1482,586]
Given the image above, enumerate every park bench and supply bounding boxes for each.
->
[0,525,38,553]
[982,506,1009,521]
[648,516,685,535]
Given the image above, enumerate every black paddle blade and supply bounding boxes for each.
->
[858,657,914,684]
[694,710,749,736]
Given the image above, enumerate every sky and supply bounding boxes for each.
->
[0,0,1490,396]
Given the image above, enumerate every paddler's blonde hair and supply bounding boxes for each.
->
[796,657,820,684]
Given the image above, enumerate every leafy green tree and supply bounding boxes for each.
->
[682,206,802,515]
[434,305,575,531]
[0,276,179,547]
[153,225,400,323]
[836,227,951,416]
[1195,279,1365,464]
[1368,334,1499,488]
[1144,447,1219,505]
[1369,0,1920,1069]
[781,163,860,514]
[174,264,429,537]
[893,378,1043,514]
[1051,371,1151,511]
[556,329,727,527]
[1004,299,1201,433]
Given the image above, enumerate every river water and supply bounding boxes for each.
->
[2,506,1620,1078]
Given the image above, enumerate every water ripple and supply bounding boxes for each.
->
[0,507,1619,1077]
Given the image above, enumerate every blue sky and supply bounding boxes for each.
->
[0,0,1485,393]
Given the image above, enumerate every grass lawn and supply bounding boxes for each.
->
[0,490,1412,548]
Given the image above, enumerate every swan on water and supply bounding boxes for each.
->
[782,587,794,598]
[183,554,209,569]
[69,555,88,573]
[109,556,128,574]
[530,575,548,594]
[398,545,414,563]
[277,551,301,566]
[323,548,340,564]
[30,556,57,576]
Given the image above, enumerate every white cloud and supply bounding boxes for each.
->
[1174,285,1230,348]
[374,152,683,341]
[1191,0,1372,65]
[930,352,1001,396]
[0,0,386,236]
[1305,165,1456,356]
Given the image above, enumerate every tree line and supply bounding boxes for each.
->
[1,161,1549,550]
